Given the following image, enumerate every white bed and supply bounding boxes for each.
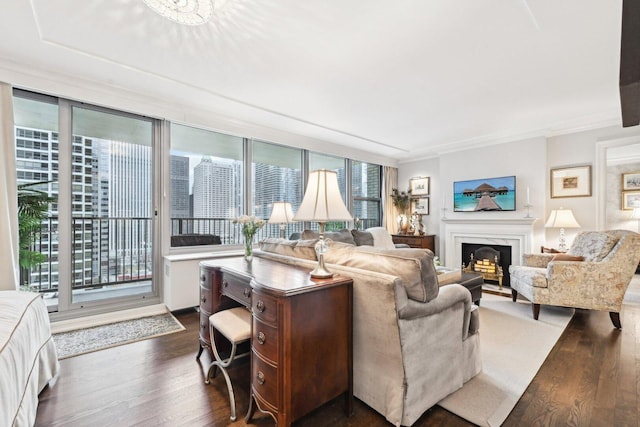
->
[0,291,59,427]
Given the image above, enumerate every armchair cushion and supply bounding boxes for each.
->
[510,265,548,288]
[324,241,439,303]
[552,253,585,262]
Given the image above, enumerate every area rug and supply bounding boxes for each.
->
[438,293,574,427]
[53,312,185,359]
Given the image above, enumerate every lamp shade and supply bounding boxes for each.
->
[544,209,581,228]
[293,169,353,222]
[268,202,295,224]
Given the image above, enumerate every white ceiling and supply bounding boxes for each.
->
[0,0,625,161]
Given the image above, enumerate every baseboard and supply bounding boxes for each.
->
[51,303,168,334]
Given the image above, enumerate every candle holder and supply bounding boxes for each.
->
[524,204,533,218]
[441,207,448,219]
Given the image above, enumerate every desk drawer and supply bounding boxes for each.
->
[221,273,252,306]
[199,310,211,347]
[252,289,278,323]
[252,318,278,364]
[252,350,278,407]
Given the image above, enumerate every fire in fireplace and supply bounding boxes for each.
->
[461,243,512,288]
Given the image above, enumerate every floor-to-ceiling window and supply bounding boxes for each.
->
[14,90,160,314]
[169,123,244,247]
[352,161,382,230]
[251,140,303,239]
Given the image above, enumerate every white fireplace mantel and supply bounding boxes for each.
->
[440,217,537,269]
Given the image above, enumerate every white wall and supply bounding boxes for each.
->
[400,136,546,264]
[399,124,640,265]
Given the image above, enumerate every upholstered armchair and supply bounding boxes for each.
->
[509,230,640,328]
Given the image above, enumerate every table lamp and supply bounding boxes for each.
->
[293,169,353,278]
[545,208,581,252]
[268,202,295,238]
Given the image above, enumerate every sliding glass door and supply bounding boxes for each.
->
[14,91,160,314]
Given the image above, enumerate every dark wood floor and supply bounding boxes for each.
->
[35,294,640,427]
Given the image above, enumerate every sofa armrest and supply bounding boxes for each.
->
[397,283,471,320]
[523,253,554,268]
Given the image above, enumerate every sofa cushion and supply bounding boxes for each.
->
[569,231,619,262]
[365,227,396,249]
[258,238,318,260]
[351,230,375,246]
[324,241,439,302]
[301,229,356,245]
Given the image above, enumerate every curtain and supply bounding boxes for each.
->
[382,166,398,233]
[0,82,19,290]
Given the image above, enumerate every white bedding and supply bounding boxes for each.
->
[0,291,59,427]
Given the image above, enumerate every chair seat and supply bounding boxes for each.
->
[509,265,548,288]
[209,307,251,343]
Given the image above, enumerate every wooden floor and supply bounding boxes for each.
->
[35,295,640,427]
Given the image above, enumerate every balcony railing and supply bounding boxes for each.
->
[24,216,380,294]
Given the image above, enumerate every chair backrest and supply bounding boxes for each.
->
[568,231,620,262]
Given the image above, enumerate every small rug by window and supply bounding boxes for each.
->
[53,313,185,359]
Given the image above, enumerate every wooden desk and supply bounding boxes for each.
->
[392,234,435,252]
[199,257,353,427]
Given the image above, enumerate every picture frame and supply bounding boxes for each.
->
[412,197,429,215]
[622,191,640,210]
[550,165,592,198]
[409,176,430,196]
[622,171,640,191]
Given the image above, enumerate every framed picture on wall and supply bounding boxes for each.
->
[622,191,640,210]
[409,176,430,196]
[622,171,640,191]
[412,197,429,215]
[550,165,592,198]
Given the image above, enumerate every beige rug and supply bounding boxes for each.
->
[53,312,185,359]
[438,292,574,427]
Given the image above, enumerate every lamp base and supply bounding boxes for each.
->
[310,253,333,278]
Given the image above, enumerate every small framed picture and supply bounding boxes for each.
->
[622,171,640,191]
[550,165,592,198]
[622,191,640,210]
[412,197,429,215]
[409,176,430,196]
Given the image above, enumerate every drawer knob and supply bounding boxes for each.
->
[201,295,206,303]
[222,280,228,288]
[200,275,206,282]
[256,371,265,385]
[243,288,251,298]
[257,331,265,345]
[256,300,265,313]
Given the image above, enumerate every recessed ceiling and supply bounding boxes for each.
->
[0,0,625,161]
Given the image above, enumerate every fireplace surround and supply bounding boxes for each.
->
[441,218,536,278]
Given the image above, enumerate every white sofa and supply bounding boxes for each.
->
[1,291,59,427]
[256,239,481,426]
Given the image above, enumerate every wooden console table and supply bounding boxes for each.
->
[199,257,353,426]
[392,234,435,252]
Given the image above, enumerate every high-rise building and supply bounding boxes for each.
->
[192,156,237,237]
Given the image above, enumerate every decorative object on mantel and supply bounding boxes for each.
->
[233,215,265,261]
[550,165,592,198]
[409,176,430,196]
[523,186,533,218]
[544,208,581,252]
[142,0,228,26]
[293,169,353,278]
[391,188,412,234]
[268,202,295,238]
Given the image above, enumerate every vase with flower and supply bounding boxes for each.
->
[233,215,265,261]
[391,188,411,234]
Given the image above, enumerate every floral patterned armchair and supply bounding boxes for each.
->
[509,230,640,328]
